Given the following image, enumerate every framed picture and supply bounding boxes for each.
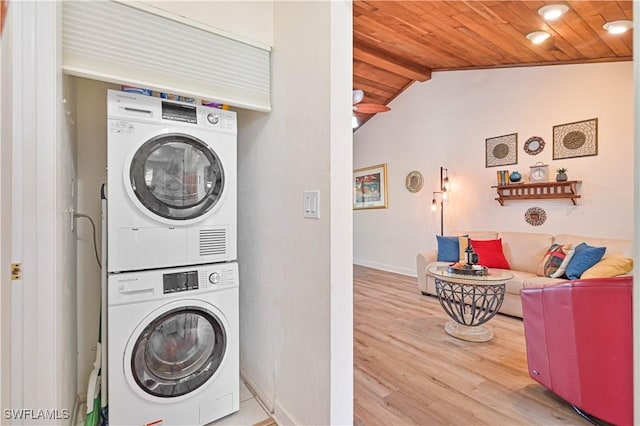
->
[553,118,598,160]
[353,163,388,210]
[486,133,518,168]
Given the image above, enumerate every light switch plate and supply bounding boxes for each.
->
[303,190,320,219]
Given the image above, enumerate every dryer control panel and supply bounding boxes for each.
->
[107,89,237,133]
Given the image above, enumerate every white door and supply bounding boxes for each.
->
[0,0,14,417]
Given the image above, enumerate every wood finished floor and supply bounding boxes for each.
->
[354,265,589,426]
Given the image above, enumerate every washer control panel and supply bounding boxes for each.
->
[108,262,239,305]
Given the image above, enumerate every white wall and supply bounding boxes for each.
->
[129,0,273,48]
[57,72,78,423]
[75,78,119,394]
[354,62,634,276]
[237,1,352,424]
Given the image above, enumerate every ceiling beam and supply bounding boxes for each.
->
[353,41,432,82]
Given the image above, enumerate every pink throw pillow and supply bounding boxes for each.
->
[470,238,510,269]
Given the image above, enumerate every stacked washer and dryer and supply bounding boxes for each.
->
[106,90,239,426]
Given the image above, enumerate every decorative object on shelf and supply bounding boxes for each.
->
[529,162,549,182]
[509,171,522,183]
[553,118,598,160]
[353,163,388,210]
[524,136,545,155]
[496,170,510,185]
[431,166,450,235]
[486,133,517,167]
[405,171,424,193]
[525,207,547,226]
[556,167,568,182]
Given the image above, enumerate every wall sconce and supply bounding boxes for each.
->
[431,167,449,235]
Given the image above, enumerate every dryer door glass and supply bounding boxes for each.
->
[130,133,225,220]
[131,307,227,397]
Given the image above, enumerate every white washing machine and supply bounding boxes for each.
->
[108,263,239,426]
[107,90,237,272]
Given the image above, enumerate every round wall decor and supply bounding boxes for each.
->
[524,207,547,226]
[405,171,424,193]
[524,136,545,155]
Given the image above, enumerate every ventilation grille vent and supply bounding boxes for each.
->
[62,1,271,112]
[199,229,226,256]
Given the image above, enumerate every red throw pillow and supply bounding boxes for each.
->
[469,238,510,269]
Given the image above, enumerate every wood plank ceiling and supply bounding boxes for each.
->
[353,1,633,126]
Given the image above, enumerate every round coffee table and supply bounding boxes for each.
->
[427,265,514,342]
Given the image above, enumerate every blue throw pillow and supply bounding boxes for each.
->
[436,235,460,262]
[565,242,606,280]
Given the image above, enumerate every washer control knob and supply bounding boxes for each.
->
[208,272,220,284]
[207,113,219,125]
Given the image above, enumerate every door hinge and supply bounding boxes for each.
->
[11,263,22,281]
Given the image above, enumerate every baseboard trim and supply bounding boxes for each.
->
[273,399,300,426]
[240,369,274,413]
[353,259,416,277]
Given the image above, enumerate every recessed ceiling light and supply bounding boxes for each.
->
[603,20,633,35]
[538,4,569,21]
[526,31,551,44]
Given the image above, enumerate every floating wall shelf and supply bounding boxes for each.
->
[491,180,582,206]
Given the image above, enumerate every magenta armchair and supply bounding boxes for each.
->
[521,276,633,426]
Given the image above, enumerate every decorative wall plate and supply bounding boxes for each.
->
[405,171,424,193]
[524,136,545,155]
[525,207,547,226]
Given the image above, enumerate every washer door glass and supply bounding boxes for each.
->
[131,307,227,398]
[130,133,224,220]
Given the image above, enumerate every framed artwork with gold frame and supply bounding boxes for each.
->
[353,163,388,210]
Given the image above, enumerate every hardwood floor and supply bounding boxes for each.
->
[354,265,588,425]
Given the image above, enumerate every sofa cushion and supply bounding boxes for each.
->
[553,234,632,258]
[436,235,460,262]
[504,270,537,295]
[522,276,568,289]
[453,231,498,240]
[581,255,633,279]
[458,236,469,262]
[537,244,575,278]
[470,238,510,269]
[565,242,606,280]
[500,232,554,275]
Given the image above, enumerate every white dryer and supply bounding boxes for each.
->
[108,263,239,426]
[107,90,237,272]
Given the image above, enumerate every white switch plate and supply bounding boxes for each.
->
[304,190,320,219]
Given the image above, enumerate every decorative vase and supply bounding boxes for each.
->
[556,173,568,182]
[509,171,522,183]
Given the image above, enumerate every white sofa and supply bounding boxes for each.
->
[416,231,633,318]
